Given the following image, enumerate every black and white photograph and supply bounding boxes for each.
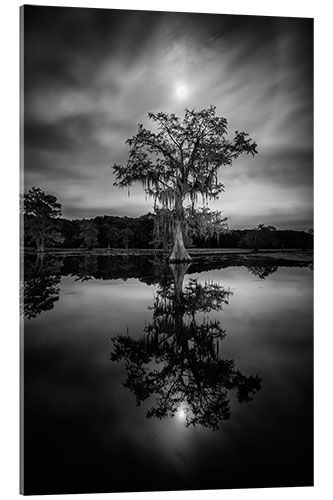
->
[20,3,314,496]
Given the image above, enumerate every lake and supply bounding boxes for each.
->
[22,253,313,494]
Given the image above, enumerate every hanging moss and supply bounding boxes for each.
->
[112,106,257,260]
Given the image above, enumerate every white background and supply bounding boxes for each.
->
[0,1,331,499]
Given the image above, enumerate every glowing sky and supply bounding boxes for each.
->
[23,6,313,229]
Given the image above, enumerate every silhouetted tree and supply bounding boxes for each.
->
[105,226,119,249]
[111,262,261,430]
[119,228,134,249]
[240,224,280,251]
[23,186,63,252]
[113,106,257,261]
[79,221,99,250]
[60,218,81,248]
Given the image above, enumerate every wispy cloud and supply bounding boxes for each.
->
[23,6,313,229]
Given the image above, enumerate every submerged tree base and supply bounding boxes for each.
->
[168,221,191,262]
[168,252,192,263]
[168,242,191,262]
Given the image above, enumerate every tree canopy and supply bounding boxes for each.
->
[24,186,62,219]
[23,186,63,252]
[113,105,258,261]
[79,220,99,250]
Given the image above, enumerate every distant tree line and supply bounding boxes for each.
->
[24,213,313,251]
[23,187,313,251]
[24,214,155,250]
[202,224,314,251]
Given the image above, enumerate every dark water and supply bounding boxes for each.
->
[22,254,313,495]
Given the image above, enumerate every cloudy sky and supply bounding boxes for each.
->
[23,6,313,230]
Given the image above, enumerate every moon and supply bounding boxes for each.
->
[174,82,189,101]
[177,408,186,420]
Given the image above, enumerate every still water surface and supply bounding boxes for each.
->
[23,254,313,494]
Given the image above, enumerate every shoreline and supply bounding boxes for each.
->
[22,247,313,263]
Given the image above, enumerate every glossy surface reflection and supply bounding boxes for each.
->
[111,263,261,430]
[23,254,313,494]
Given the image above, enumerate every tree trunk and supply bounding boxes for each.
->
[36,235,45,252]
[35,251,45,270]
[169,219,191,262]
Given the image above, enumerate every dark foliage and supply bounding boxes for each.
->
[22,252,313,322]
[22,254,62,319]
[24,212,313,251]
[113,106,258,261]
[111,263,261,430]
[23,186,64,252]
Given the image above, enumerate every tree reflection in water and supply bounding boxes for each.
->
[111,263,261,431]
[74,254,98,282]
[246,263,278,280]
[22,254,62,319]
